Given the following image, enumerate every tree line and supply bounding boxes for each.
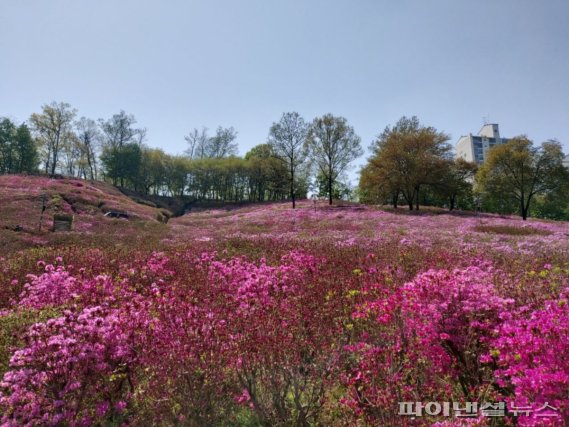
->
[359,116,569,220]
[3,104,567,219]
[0,103,362,206]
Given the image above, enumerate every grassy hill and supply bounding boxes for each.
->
[0,175,170,252]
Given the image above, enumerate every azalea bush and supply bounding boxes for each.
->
[0,306,135,426]
[341,265,510,424]
[488,289,569,426]
[1,201,568,425]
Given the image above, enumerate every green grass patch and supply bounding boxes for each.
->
[0,307,61,375]
[473,224,552,236]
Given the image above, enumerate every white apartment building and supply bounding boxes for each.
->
[455,124,508,164]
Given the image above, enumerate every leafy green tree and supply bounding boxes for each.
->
[315,172,353,201]
[99,111,145,186]
[0,118,38,174]
[435,158,477,211]
[364,116,451,210]
[477,137,569,220]
[0,118,17,174]
[165,155,191,197]
[14,124,38,174]
[245,144,289,201]
[530,185,569,220]
[359,157,401,207]
[100,143,142,189]
[306,114,362,205]
[187,158,213,199]
[245,144,274,201]
[138,148,167,194]
[29,102,76,176]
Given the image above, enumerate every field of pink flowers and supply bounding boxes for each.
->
[1,191,569,426]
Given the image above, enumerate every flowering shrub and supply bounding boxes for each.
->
[0,306,136,426]
[1,199,568,425]
[403,266,514,398]
[488,289,569,426]
[135,250,340,425]
[343,289,454,425]
[18,262,78,309]
[342,265,515,424]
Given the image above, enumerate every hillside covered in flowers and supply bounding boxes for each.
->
[1,176,568,426]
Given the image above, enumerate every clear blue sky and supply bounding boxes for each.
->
[1,0,568,184]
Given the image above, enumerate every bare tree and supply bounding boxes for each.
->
[184,126,236,159]
[306,114,363,205]
[209,126,238,158]
[135,128,147,146]
[75,117,101,180]
[99,111,142,149]
[30,102,77,177]
[268,112,309,208]
[184,127,209,159]
[61,131,82,177]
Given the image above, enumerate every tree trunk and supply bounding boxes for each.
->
[50,157,57,177]
[50,142,57,177]
[86,149,94,180]
[520,190,527,220]
[449,195,456,211]
[415,186,420,210]
[290,164,295,209]
[328,174,333,205]
[522,195,532,221]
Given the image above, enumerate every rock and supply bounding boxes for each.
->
[104,211,129,219]
[53,214,74,232]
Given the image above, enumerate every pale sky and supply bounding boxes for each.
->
[1,0,568,184]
